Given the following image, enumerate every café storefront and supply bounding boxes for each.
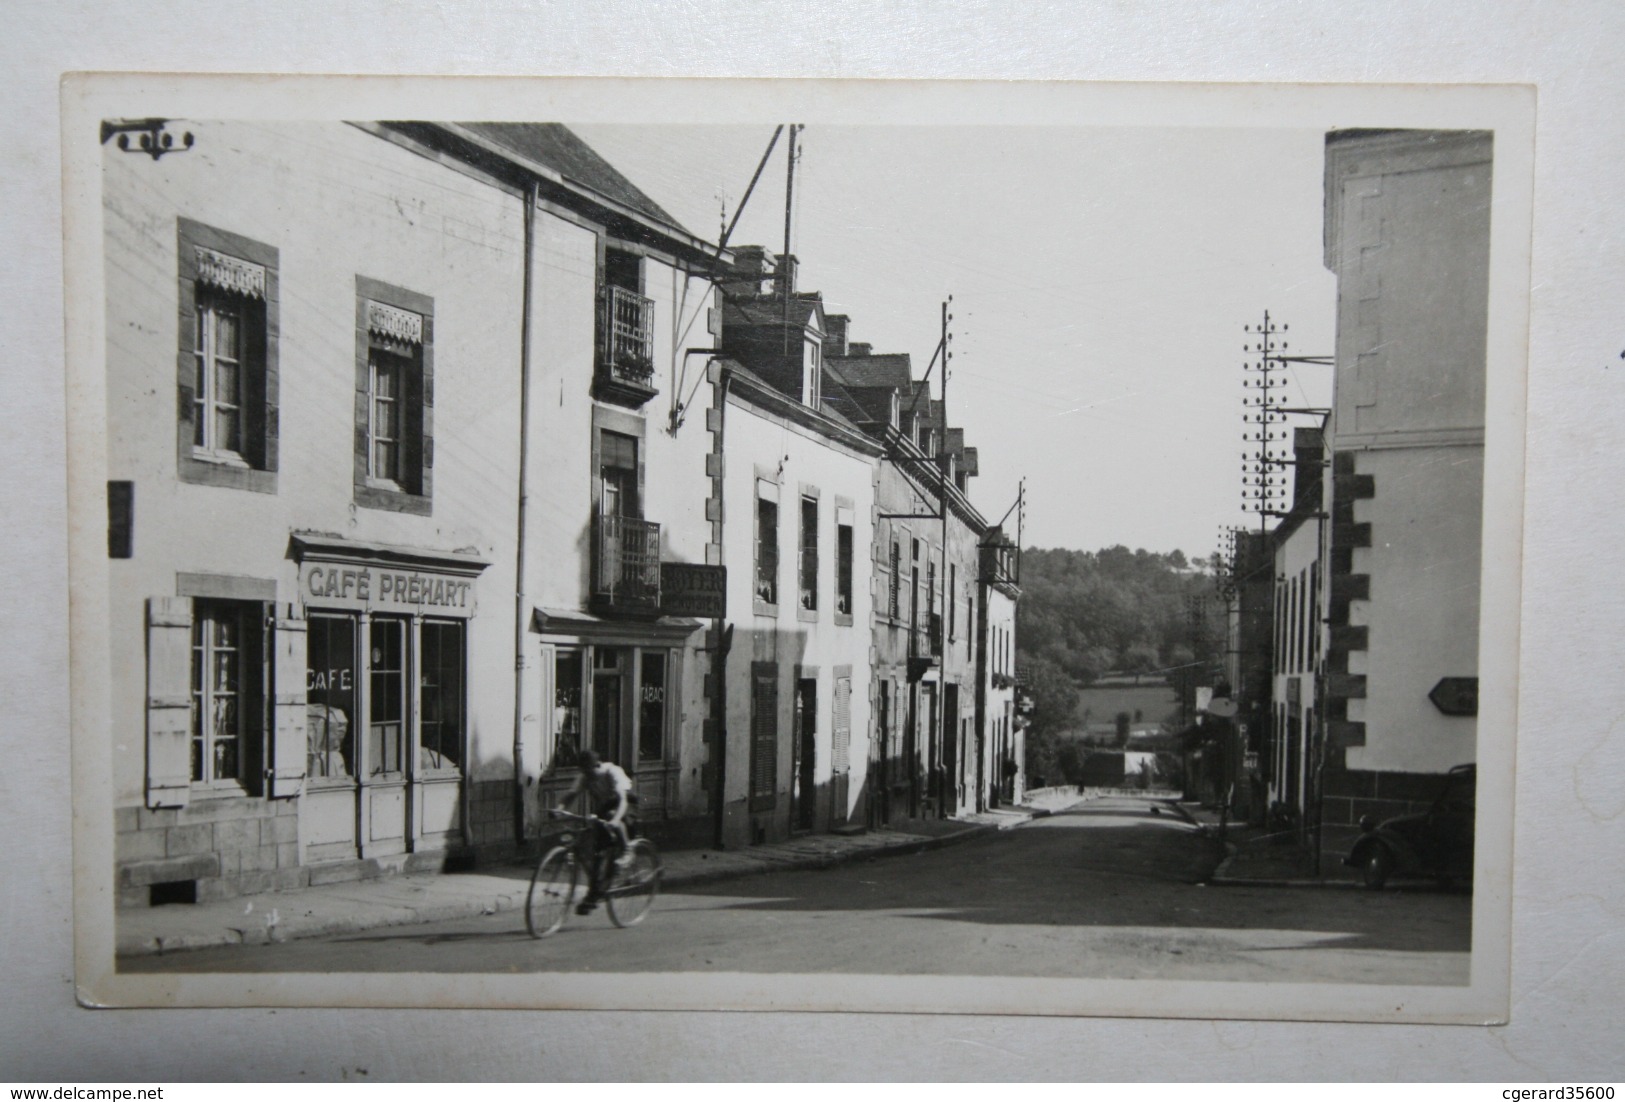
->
[291,532,490,864]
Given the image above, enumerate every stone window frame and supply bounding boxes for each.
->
[175,218,280,494]
[753,468,781,617]
[354,276,434,516]
[834,498,855,628]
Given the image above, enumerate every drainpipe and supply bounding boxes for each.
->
[512,180,539,848]
[711,362,734,849]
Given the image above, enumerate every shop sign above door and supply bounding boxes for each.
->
[303,562,475,616]
[660,563,726,618]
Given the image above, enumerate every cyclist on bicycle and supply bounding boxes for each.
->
[557,749,634,914]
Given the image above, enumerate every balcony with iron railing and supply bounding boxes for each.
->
[594,513,662,615]
[594,285,658,408]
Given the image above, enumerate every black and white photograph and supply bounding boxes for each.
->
[63,77,1530,1024]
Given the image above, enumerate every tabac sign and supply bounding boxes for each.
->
[660,563,726,618]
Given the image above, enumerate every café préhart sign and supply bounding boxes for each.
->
[303,562,475,616]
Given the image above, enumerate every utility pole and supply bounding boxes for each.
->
[939,295,952,818]
[781,124,800,353]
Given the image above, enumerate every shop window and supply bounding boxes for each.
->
[300,604,469,803]
[639,651,666,762]
[189,599,264,788]
[176,219,278,493]
[305,613,357,780]
[798,494,819,614]
[553,649,585,769]
[355,278,433,515]
[755,482,779,609]
[419,620,464,771]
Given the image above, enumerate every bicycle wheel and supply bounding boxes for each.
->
[525,846,577,938]
[606,839,662,928]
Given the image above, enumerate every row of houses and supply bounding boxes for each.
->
[1215,128,1490,871]
[104,120,1023,906]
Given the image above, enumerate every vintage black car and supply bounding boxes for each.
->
[1344,763,1475,890]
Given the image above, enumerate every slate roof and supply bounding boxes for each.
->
[724,292,825,330]
[457,123,683,233]
[825,353,912,390]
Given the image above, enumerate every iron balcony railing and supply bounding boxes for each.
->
[596,514,662,612]
[603,286,656,386]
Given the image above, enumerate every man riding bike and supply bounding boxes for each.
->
[555,749,634,915]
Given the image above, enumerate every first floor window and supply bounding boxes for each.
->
[357,283,433,508]
[756,485,779,606]
[190,600,261,785]
[836,521,854,616]
[799,495,819,611]
[193,286,252,460]
[179,221,278,488]
[369,347,405,486]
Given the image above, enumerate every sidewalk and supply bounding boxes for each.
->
[117,800,1066,958]
[1166,800,1359,887]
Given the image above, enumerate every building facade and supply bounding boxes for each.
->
[713,258,881,846]
[107,119,730,905]
[1315,128,1491,863]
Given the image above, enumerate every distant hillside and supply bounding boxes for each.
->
[1017,545,1225,687]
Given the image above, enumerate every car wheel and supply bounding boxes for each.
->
[1362,845,1393,890]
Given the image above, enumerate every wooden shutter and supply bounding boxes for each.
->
[832,675,852,774]
[145,596,193,808]
[536,642,557,773]
[749,666,778,811]
[269,603,307,798]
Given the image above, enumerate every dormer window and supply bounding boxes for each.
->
[805,337,822,407]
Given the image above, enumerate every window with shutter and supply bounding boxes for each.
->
[749,664,778,811]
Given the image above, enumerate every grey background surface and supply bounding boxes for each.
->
[5,0,1622,1081]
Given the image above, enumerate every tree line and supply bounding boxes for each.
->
[1016,545,1227,780]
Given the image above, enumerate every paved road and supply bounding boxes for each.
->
[125,797,1471,984]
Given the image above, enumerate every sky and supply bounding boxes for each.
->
[574,123,1337,561]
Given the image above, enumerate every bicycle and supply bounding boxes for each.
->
[525,808,663,938]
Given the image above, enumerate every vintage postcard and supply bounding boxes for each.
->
[64,75,1532,1022]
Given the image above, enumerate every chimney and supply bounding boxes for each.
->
[773,253,798,298]
[823,314,850,358]
[723,245,773,298]
[848,342,872,357]
[1292,426,1324,510]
